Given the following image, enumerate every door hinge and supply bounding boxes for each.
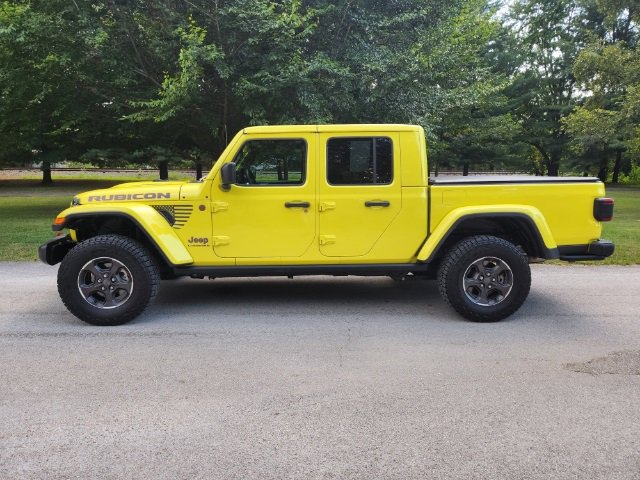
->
[319,201,336,212]
[212,236,230,246]
[212,201,229,213]
[319,235,336,246]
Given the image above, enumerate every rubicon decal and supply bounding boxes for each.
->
[87,193,171,202]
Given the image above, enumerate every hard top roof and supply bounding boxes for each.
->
[242,124,423,134]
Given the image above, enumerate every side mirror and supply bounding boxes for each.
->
[220,162,237,191]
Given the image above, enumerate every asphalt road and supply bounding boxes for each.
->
[1,262,639,480]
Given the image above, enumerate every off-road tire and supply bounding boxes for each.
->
[437,235,531,322]
[57,235,160,326]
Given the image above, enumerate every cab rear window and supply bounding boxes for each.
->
[327,137,393,185]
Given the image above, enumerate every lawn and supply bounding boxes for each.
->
[0,180,126,261]
[0,179,638,263]
[600,186,640,265]
[0,195,71,260]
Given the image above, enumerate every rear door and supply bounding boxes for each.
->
[318,133,401,257]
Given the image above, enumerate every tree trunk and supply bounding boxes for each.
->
[612,150,622,184]
[547,151,560,176]
[530,143,550,176]
[41,160,52,185]
[597,150,609,182]
[462,162,469,176]
[159,161,169,180]
[196,161,203,181]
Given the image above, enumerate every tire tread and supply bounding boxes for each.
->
[57,235,159,325]
[437,235,531,322]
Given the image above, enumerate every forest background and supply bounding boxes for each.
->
[1,0,640,183]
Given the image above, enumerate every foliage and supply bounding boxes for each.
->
[618,164,640,184]
[563,1,640,181]
[506,0,590,176]
[562,107,621,176]
[0,0,521,177]
[1,0,640,180]
[0,1,147,181]
[427,1,528,173]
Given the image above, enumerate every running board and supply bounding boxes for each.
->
[172,263,430,278]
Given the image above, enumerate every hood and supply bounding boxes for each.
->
[74,181,186,205]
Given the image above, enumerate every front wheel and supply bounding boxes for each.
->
[57,235,160,326]
[437,235,531,322]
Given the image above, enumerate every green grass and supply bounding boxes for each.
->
[0,179,129,261]
[599,186,640,265]
[0,196,71,260]
[0,179,638,263]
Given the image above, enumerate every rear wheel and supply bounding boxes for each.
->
[57,235,159,326]
[437,235,531,322]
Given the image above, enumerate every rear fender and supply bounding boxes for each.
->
[417,205,558,262]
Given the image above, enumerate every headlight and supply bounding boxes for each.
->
[70,197,80,206]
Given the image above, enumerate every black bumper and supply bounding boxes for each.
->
[558,239,615,262]
[38,236,75,265]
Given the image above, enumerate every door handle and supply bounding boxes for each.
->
[365,200,390,207]
[285,201,310,208]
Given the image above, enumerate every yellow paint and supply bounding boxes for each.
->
[424,182,605,255]
[52,124,608,268]
[210,131,317,258]
[56,203,193,265]
[317,131,402,257]
[416,204,557,262]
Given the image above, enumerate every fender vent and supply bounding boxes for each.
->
[153,205,193,229]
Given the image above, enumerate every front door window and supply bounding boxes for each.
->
[234,139,306,186]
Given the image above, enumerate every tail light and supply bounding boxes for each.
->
[593,197,614,222]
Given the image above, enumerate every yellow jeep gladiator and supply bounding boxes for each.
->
[39,125,615,325]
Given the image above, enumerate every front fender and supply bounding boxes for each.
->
[417,204,558,262]
[52,203,193,266]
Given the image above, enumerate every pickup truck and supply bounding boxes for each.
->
[39,124,615,326]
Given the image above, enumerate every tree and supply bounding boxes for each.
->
[562,107,621,179]
[4,0,604,180]
[124,0,516,170]
[507,0,588,176]
[120,0,319,160]
[0,1,139,182]
[565,1,640,181]
[429,2,527,174]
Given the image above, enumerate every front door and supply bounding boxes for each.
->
[318,133,401,257]
[211,134,316,258]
